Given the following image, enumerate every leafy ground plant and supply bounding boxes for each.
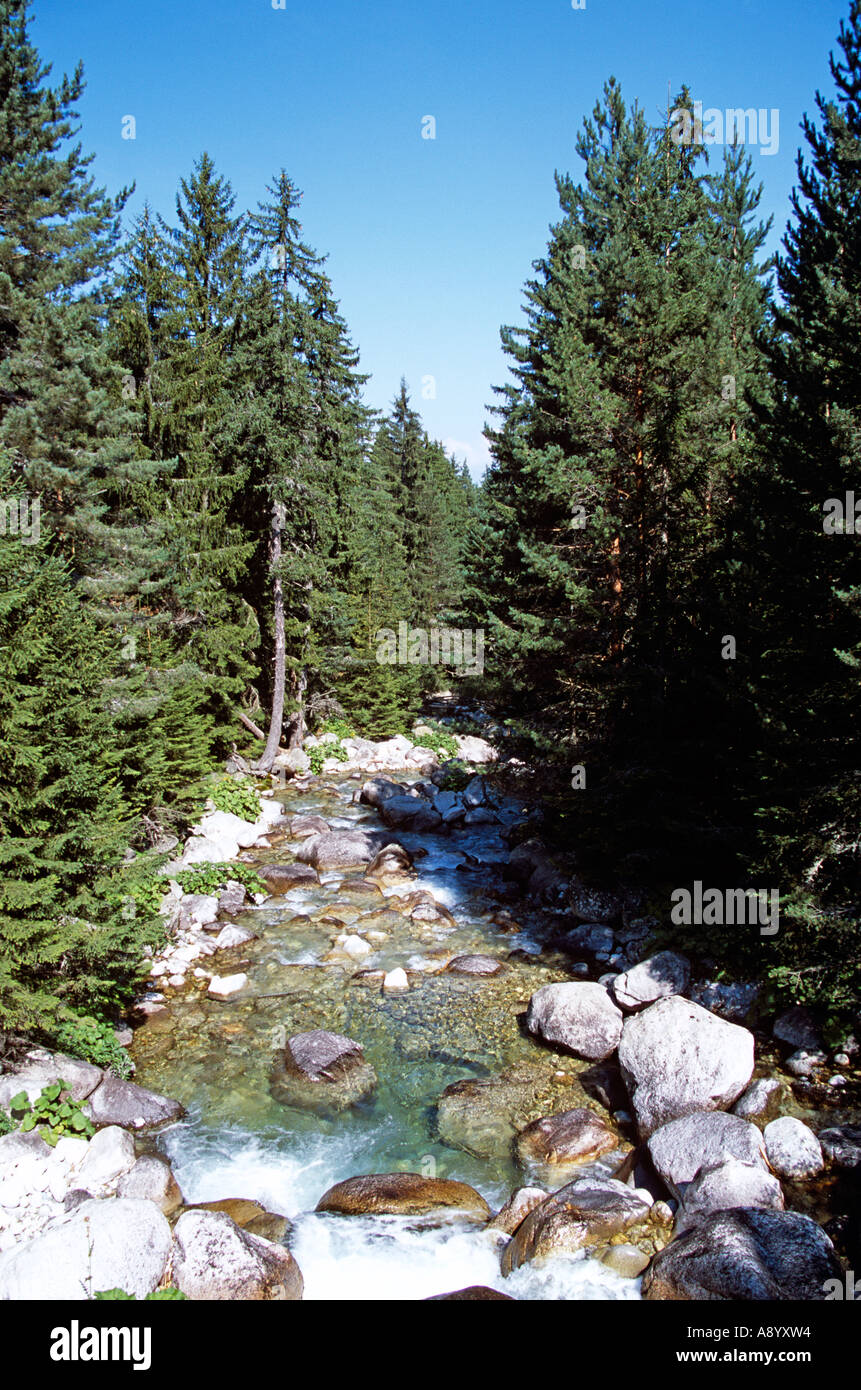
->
[52,1014,133,1080]
[174,862,266,897]
[8,1081,95,1147]
[209,776,261,823]
[95,1287,187,1300]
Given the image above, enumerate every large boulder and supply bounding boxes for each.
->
[117,1155,184,1214]
[763,1117,824,1180]
[643,1208,842,1301]
[0,1049,102,1108]
[270,1030,377,1114]
[772,1006,822,1051]
[315,1172,490,1222]
[296,829,385,870]
[426,1286,514,1300]
[258,862,319,892]
[74,1126,136,1196]
[171,1210,303,1300]
[732,1077,784,1124]
[366,842,414,880]
[359,778,404,809]
[273,747,311,776]
[194,809,261,849]
[675,1159,785,1233]
[83,1074,183,1132]
[486,1187,549,1236]
[514,1108,621,1175]
[500,1176,653,1275]
[289,814,330,839]
[647,1112,768,1199]
[818,1124,861,1170]
[379,796,442,832]
[526,982,624,1062]
[435,1064,573,1160]
[617,996,754,1136]
[453,734,496,764]
[444,955,506,977]
[611,951,691,1012]
[0,1197,171,1300]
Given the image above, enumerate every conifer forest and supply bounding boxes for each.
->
[0,0,860,1325]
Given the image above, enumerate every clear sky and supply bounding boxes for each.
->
[33,0,850,479]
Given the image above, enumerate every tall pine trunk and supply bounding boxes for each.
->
[255,500,286,771]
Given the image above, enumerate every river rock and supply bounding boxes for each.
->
[0,1197,171,1300]
[486,1187,548,1236]
[567,885,625,926]
[382,968,409,993]
[288,814,329,839]
[445,955,507,977]
[773,1006,823,1051]
[642,1208,842,1301]
[732,1077,784,1123]
[83,1074,183,1132]
[195,809,261,850]
[763,1117,824,1179]
[675,1159,785,1233]
[818,1124,861,1169]
[208,973,248,997]
[171,1209,303,1300]
[217,880,248,915]
[75,1126,136,1195]
[366,842,413,879]
[611,951,690,1012]
[315,1172,490,1221]
[785,1048,827,1077]
[692,980,759,1023]
[599,1244,651,1278]
[435,1064,573,1160]
[647,1112,768,1198]
[187,1198,289,1243]
[617,996,754,1136]
[117,1155,183,1214]
[178,893,219,929]
[379,796,442,832]
[453,734,496,764]
[258,862,319,892]
[515,1108,620,1173]
[296,830,385,870]
[270,1030,377,1114]
[0,1049,102,1108]
[426,1285,514,1300]
[273,747,311,776]
[500,1176,652,1275]
[561,923,615,955]
[359,778,403,809]
[526,982,624,1062]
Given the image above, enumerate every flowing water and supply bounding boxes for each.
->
[131,774,641,1300]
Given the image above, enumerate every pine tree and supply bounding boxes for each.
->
[744,1,861,904]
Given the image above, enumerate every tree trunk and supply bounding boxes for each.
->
[255,501,287,773]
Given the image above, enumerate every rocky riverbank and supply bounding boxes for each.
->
[1,728,859,1300]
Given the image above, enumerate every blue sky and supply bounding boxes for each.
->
[34,0,850,479]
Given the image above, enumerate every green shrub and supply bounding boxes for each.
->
[318,716,355,740]
[8,1081,95,1147]
[209,776,261,823]
[95,1287,187,1301]
[434,759,474,792]
[308,741,349,774]
[174,862,265,898]
[0,1109,14,1137]
[413,721,459,760]
[51,1014,133,1080]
